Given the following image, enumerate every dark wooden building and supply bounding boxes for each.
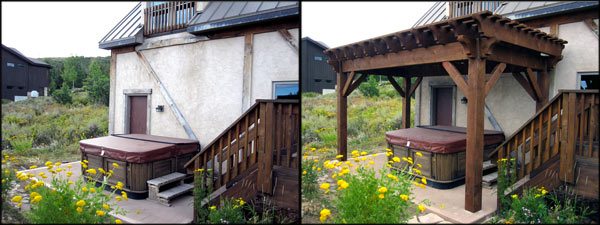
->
[2,44,51,101]
[301,37,336,93]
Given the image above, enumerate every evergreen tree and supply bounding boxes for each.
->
[84,59,109,105]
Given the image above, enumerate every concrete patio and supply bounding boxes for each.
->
[19,161,194,224]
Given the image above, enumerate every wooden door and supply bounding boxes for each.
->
[129,96,147,134]
[433,87,453,126]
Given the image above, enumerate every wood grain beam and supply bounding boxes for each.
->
[408,77,423,96]
[512,72,539,102]
[387,76,405,98]
[484,63,506,96]
[342,71,355,97]
[341,42,467,72]
[344,74,368,97]
[526,68,543,102]
[337,65,348,161]
[442,61,470,98]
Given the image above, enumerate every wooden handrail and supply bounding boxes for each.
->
[185,99,300,195]
[494,90,599,184]
[143,1,196,36]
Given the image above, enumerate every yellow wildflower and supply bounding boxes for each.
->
[54,162,62,167]
[116,181,124,190]
[319,208,331,222]
[122,191,128,200]
[386,152,393,157]
[369,160,375,165]
[76,200,86,207]
[417,163,423,168]
[112,162,119,168]
[418,204,426,213]
[67,164,72,169]
[82,187,88,192]
[392,157,401,163]
[115,196,122,201]
[85,168,97,175]
[209,206,217,210]
[378,193,385,199]
[302,170,307,175]
[511,194,518,199]
[29,165,37,169]
[415,152,423,157]
[45,161,52,167]
[400,194,409,201]
[83,159,89,163]
[31,195,42,204]
[378,187,388,193]
[360,151,367,156]
[66,171,73,177]
[103,203,110,210]
[11,195,23,203]
[335,155,344,159]
[90,187,96,193]
[421,177,427,185]
[96,210,105,216]
[77,207,83,213]
[115,219,123,224]
[320,183,330,192]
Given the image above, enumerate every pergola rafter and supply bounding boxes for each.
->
[324,10,566,213]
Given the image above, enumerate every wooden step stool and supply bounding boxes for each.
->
[147,172,193,206]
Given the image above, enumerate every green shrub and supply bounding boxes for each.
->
[358,76,380,97]
[53,84,72,105]
[301,149,324,201]
[316,150,427,223]
[10,135,33,154]
[20,161,127,223]
[302,92,320,98]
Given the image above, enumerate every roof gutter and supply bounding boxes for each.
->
[505,1,598,21]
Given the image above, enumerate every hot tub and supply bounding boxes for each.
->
[79,134,199,199]
[386,125,504,188]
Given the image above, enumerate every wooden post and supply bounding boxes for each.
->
[537,68,549,111]
[402,77,412,128]
[337,62,348,161]
[465,56,486,212]
[559,92,576,183]
[258,102,274,194]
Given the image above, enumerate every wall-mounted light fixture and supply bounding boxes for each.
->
[461,97,468,104]
[155,105,164,112]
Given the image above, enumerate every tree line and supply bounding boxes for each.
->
[40,56,110,106]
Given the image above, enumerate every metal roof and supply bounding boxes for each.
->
[1,44,51,68]
[412,2,448,28]
[187,1,298,34]
[99,2,144,50]
[302,37,329,50]
[495,1,598,20]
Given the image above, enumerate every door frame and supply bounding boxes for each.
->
[429,84,456,126]
[123,89,152,134]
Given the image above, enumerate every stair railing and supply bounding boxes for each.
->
[491,90,599,184]
[184,99,300,195]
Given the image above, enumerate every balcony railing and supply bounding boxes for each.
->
[449,1,502,18]
[144,1,196,36]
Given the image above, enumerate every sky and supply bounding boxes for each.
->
[1,1,139,58]
[302,2,435,48]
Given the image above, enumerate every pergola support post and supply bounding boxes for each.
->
[337,64,348,161]
[402,77,412,128]
[464,56,486,212]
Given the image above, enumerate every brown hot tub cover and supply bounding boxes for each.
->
[385,125,505,154]
[79,134,199,163]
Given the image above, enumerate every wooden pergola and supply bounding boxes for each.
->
[324,11,566,212]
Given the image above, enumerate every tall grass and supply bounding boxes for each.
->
[1,96,108,168]
[302,83,415,156]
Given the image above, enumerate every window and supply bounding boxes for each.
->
[579,72,599,90]
[314,56,323,61]
[314,79,322,82]
[7,86,14,89]
[6,62,14,67]
[273,81,299,99]
[17,64,24,68]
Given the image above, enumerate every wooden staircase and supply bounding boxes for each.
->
[489,90,599,200]
[183,99,300,221]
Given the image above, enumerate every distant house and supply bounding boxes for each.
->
[1,44,51,101]
[301,37,336,93]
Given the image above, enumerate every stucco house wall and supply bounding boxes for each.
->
[112,28,299,146]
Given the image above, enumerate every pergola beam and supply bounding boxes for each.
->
[387,76,406,97]
[484,63,506,96]
[341,42,467,72]
[525,68,543,103]
[442,61,470,97]
[343,73,368,97]
[337,63,348,161]
[512,72,540,102]
[342,71,356,97]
